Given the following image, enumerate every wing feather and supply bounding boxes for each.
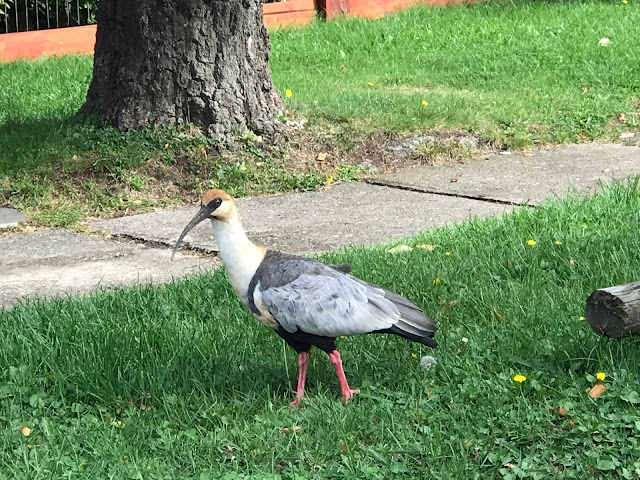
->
[259,264,401,338]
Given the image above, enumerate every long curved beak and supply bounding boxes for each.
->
[171,205,213,260]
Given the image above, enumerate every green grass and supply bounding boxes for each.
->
[2,180,640,478]
[0,58,357,227]
[1,0,640,227]
[271,0,640,146]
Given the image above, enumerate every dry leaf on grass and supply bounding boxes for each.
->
[317,152,328,162]
[557,406,568,417]
[494,309,506,321]
[415,244,437,250]
[441,299,459,310]
[282,426,302,434]
[21,426,31,436]
[387,245,413,254]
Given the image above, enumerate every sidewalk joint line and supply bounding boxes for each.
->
[364,179,536,208]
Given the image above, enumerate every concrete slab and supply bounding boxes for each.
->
[369,143,640,205]
[0,207,28,229]
[91,182,511,255]
[0,229,217,308]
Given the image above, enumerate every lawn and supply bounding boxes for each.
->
[2,180,640,479]
[271,0,640,145]
[2,3,640,474]
[1,0,639,227]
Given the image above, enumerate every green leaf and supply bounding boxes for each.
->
[621,391,640,404]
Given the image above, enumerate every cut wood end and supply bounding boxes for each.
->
[589,383,607,399]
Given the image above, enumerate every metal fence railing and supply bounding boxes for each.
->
[1,0,97,34]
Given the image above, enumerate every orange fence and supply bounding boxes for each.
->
[0,0,470,62]
[0,25,97,62]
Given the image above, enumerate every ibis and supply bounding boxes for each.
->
[172,189,438,405]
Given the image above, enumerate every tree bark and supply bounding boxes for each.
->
[80,0,284,147]
[585,281,640,338]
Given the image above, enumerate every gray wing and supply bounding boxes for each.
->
[257,260,401,338]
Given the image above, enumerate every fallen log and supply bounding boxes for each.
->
[585,281,640,338]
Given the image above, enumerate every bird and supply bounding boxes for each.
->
[172,189,438,405]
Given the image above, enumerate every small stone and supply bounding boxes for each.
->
[0,208,28,229]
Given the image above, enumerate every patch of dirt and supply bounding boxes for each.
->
[287,129,415,175]
[287,126,498,173]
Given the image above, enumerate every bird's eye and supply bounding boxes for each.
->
[213,198,222,209]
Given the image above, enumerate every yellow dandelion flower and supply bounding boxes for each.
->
[411,353,417,359]
[421,99,428,106]
[513,374,527,383]
[622,0,627,4]
[527,239,536,246]
[326,176,334,184]
[555,240,562,245]
[445,251,451,256]
[285,89,292,98]
[596,372,606,381]
[579,316,585,321]
[433,277,441,286]
[367,81,374,87]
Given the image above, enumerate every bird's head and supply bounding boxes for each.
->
[171,189,235,259]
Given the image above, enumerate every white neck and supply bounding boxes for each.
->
[210,215,265,305]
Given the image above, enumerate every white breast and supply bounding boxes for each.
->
[251,282,279,328]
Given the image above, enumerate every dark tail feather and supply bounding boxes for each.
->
[361,281,438,348]
[329,263,352,274]
[386,323,438,348]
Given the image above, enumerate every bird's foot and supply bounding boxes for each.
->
[289,394,304,407]
[342,388,360,404]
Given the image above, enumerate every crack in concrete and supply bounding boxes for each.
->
[364,178,536,208]
[108,233,220,258]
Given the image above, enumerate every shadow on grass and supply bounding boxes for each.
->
[0,114,102,175]
[0,113,204,178]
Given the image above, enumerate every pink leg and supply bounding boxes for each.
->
[289,352,309,407]
[328,350,360,403]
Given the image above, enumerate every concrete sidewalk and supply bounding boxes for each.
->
[369,143,640,205]
[1,142,638,309]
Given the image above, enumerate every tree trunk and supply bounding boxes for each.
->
[585,281,640,338]
[80,0,284,147]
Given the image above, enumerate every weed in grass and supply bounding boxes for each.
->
[413,136,476,165]
[2,181,640,477]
